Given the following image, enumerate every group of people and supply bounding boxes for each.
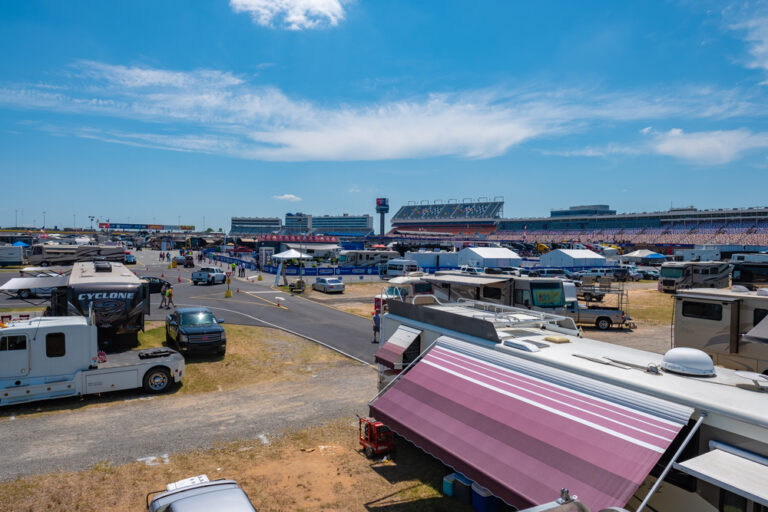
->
[230,261,247,277]
[158,282,175,309]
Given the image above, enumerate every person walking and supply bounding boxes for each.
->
[166,285,175,309]
[372,311,381,343]
[159,283,168,308]
[231,262,236,276]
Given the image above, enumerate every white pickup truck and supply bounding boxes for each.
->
[192,267,227,285]
[0,315,184,406]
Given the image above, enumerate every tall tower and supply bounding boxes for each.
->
[375,198,389,236]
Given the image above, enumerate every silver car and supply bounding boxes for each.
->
[312,277,345,293]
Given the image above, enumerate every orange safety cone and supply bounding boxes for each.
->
[178,275,182,283]
[236,288,240,293]
[161,273,164,278]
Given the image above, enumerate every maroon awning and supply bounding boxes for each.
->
[374,326,421,369]
[370,337,693,511]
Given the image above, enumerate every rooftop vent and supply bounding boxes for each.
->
[731,285,750,293]
[758,289,768,297]
[94,261,112,273]
[662,347,715,377]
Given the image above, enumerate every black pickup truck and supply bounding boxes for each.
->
[165,307,226,356]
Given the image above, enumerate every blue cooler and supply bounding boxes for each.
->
[442,473,456,496]
[453,473,472,505]
[471,482,498,512]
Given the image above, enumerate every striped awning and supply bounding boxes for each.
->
[374,326,421,369]
[370,336,693,511]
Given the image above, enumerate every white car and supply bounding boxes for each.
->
[312,277,345,293]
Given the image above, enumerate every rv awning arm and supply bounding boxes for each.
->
[636,412,706,512]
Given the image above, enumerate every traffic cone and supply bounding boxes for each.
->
[236,288,240,293]
[178,275,181,283]
[161,273,164,278]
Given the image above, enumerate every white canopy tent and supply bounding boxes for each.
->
[621,249,664,264]
[540,249,606,268]
[271,249,313,260]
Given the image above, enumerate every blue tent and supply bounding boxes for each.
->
[645,253,665,259]
[12,241,29,247]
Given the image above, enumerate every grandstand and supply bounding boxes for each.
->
[389,200,768,246]
[390,197,504,235]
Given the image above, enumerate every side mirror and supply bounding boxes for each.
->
[169,320,177,326]
[218,318,225,324]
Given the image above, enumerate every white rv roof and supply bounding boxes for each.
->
[679,288,768,300]
[551,249,604,259]
[1,316,88,331]
[68,261,142,285]
[392,301,768,432]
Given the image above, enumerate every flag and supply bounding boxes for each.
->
[40,228,48,239]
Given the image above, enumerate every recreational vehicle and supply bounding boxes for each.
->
[732,262,768,290]
[0,245,24,266]
[381,259,419,277]
[659,261,730,292]
[338,250,398,267]
[50,261,150,350]
[28,244,124,266]
[731,253,768,263]
[372,299,768,512]
[425,273,566,310]
[674,286,768,372]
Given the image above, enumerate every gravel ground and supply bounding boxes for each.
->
[0,363,376,481]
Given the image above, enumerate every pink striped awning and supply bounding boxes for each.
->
[370,337,693,511]
[374,326,421,369]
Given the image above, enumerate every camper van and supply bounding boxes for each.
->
[373,299,768,512]
[381,259,419,277]
[674,287,768,372]
[0,245,24,266]
[338,250,399,267]
[659,261,730,292]
[28,244,124,266]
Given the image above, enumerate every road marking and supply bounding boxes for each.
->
[243,291,284,308]
[246,290,282,294]
[176,303,373,367]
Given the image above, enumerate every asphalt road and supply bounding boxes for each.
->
[0,250,381,365]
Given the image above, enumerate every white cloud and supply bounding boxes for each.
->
[273,193,302,202]
[640,126,652,134]
[2,61,768,163]
[230,0,346,30]
[653,128,768,164]
[348,185,361,193]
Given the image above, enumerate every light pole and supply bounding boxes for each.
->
[43,211,46,228]
[14,209,17,227]
[89,216,95,230]
[73,214,76,229]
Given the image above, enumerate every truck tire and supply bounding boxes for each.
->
[596,317,611,331]
[365,446,374,459]
[143,367,172,393]
[19,289,31,299]
[208,278,213,285]
[193,280,198,285]
[583,293,592,301]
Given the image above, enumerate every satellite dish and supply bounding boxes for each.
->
[662,348,716,377]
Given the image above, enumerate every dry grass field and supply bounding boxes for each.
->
[0,419,471,512]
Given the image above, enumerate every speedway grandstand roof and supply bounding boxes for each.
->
[391,198,504,226]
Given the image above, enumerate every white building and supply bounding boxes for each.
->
[457,247,521,268]
[539,249,605,268]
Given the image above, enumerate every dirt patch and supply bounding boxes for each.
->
[0,419,471,512]
[585,324,673,354]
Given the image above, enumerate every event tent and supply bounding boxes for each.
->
[457,247,522,268]
[539,249,605,268]
[271,249,313,260]
[12,241,29,247]
[621,249,665,264]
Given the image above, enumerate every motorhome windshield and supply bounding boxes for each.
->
[530,282,565,308]
[413,282,432,294]
[661,267,684,278]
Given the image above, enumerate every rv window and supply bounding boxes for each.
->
[718,488,747,512]
[0,335,26,351]
[46,333,66,358]
[483,287,502,300]
[531,282,565,308]
[754,309,768,327]
[682,301,723,321]
[514,289,531,306]
[413,282,432,294]
[661,267,684,278]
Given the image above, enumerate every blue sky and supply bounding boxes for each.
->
[1,0,768,230]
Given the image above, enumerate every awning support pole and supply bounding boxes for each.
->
[636,413,706,512]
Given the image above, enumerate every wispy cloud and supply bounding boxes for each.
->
[230,0,346,30]
[273,193,302,201]
[1,61,767,163]
[651,128,768,165]
[726,3,768,81]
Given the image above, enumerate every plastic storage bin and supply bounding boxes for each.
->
[442,473,456,496]
[471,482,498,512]
[453,473,472,505]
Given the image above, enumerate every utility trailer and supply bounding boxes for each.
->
[0,315,184,406]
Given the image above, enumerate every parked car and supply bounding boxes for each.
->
[192,267,227,285]
[529,268,575,279]
[172,255,186,265]
[147,475,257,512]
[183,255,195,268]
[124,254,137,265]
[165,307,226,356]
[9,271,62,298]
[459,265,483,275]
[312,277,345,293]
[576,268,615,280]
[140,276,171,294]
[640,269,660,280]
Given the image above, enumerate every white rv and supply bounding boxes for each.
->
[373,299,768,512]
[0,245,24,267]
[731,253,768,263]
[28,244,125,266]
[659,261,731,292]
[0,316,184,406]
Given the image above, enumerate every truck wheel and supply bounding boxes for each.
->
[19,289,30,299]
[583,293,592,301]
[143,367,171,393]
[365,446,374,459]
[596,317,611,330]
[193,281,198,286]
[208,278,213,285]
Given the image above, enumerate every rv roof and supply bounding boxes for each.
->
[68,261,142,285]
[0,316,88,332]
[678,288,768,300]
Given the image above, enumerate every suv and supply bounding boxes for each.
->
[147,475,257,511]
[166,307,227,356]
[529,268,574,279]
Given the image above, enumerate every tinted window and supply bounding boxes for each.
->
[718,489,746,512]
[46,332,66,357]
[483,287,502,300]
[754,309,768,327]
[682,301,723,321]
[180,312,217,325]
[0,335,27,351]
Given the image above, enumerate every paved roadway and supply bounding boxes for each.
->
[0,250,380,365]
